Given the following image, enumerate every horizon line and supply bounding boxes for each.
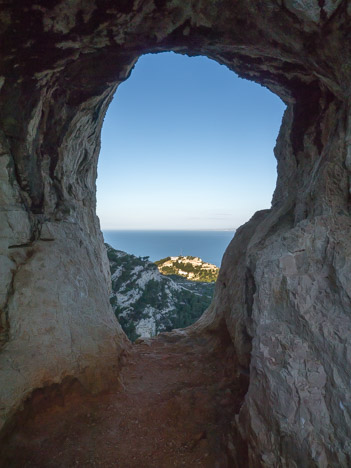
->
[102,228,237,232]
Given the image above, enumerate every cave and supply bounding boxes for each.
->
[1,1,351,466]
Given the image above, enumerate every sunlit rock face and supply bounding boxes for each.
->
[0,0,351,465]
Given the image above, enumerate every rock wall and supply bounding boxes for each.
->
[1,1,351,466]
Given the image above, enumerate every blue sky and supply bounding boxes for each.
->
[97,52,286,230]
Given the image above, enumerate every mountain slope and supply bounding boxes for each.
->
[106,244,215,341]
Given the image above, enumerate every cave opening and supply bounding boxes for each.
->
[96,51,286,342]
[1,1,348,464]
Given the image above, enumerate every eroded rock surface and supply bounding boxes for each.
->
[1,1,351,466]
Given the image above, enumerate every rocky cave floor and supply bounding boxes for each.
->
[1,331,248,467]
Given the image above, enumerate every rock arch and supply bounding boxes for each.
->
[1,1,351,465]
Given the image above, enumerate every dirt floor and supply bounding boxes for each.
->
[1,331,248,467]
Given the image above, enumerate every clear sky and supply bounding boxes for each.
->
[96,52,286,230]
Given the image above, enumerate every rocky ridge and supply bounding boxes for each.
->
[107,245,214,340]
[155,255,219,282]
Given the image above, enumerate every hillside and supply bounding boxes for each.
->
[155,255,219,282]
[106,244,215,341]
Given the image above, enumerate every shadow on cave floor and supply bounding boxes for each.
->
[1,330,249,468]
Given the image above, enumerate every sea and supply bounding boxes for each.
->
[103,230,235,267]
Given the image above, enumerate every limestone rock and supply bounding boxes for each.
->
[284,0,343,24]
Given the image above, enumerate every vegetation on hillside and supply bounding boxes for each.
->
[155,256,219,282]
[106,245,215,341]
